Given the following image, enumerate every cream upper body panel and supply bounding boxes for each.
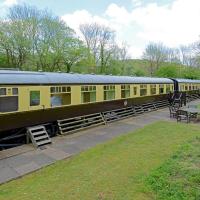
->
[0,83,174,114]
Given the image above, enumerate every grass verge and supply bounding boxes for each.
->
[0,121,199,200]
[146,136,200,200]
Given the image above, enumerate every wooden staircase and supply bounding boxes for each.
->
[27,126,51,148]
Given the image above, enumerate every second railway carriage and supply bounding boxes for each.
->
[0,70,175,133]
[172,78,200,92]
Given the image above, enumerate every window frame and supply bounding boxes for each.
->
[150,84,157,95]
[104,85,115,101]
[30,91,40,106]
[121,84,130,98]
[81,85,96,103]
[159,84,164,94]
[50,86,71,107]
[0,88,6,96]
[140,84,147,96]
[133,86,138,96]
[0,87,19,113]
[166,84,171,93]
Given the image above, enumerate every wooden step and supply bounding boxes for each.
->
[27,126,51,148]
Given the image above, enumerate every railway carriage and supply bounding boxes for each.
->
[0,70,174,132]
[0,70,200,148]
[172,78,200,93]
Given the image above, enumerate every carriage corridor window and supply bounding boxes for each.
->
[150,84,156,95]
[159,84,164,94]
[133,86,137,96]
[30,91,40,106]
[50,86,71,107]
[140,84,147,96]
[185,85,188,91]
[12,88,18,95]
[166,84,171,93]
[81,86,96,103]
[121,85,130,98]
[104,85,115,100]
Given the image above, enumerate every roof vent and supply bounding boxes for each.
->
[109,74,112,76]
[91,73,95,75]
[38,70,43,72]
[69,72,74,74]
[58,71,61,73]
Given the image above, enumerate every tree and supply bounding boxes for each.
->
[143,42,167,76]
[179,45,197,67]
[112,42,130,74]
[80,23,116,73]
[79,23,100,65]
[6,4,41,69]
[155,65,178,78]
[166,48,181,64]
[62,38,87,72]
[35,15,75,71]
[0,4,86,72]
[191,41,200,68]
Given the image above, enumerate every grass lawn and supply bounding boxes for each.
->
[146,136,200,200]
[0,121,199,200]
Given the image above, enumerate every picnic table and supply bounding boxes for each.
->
[180,107,200,114]
[177,105,200,123]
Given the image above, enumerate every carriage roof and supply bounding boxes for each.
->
[0,70,174,85]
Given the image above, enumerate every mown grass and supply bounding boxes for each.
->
[0,121,199,200]
[146,136,200,200]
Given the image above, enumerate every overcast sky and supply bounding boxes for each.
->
[0,0,200,58]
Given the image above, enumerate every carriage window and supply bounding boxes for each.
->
[133,86,137,96]
[185,85,188,91]
[140,84,147,96]
[50,86,71,107]
[159,84,164,94]
[0,87,18,112]
[104,85,115,100]
[30,91,40,106]
[180,85,184,91]
[81,86,96,103]
[150,84,156,95]
[12,88,18,95]
[121,85,130,98]
[166,85,171,93]
[50,87,56,93]
[0,88,6,96]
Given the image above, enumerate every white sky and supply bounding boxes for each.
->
[62,0,200,58]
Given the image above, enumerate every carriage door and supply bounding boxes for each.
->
[29,88,43,110]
